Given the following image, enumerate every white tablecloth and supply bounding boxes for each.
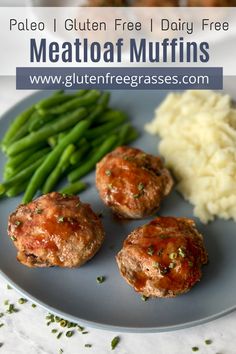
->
[0,77,236,354]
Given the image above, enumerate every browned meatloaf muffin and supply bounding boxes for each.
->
[116,217,208,298]
[8,192,105,268]
[96,146,173,219]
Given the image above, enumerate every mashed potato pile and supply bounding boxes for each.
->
[145,90,236,223]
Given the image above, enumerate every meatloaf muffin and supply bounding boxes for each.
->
[96,146,173,219]
[116,217,208,298]
[8,192,105,268]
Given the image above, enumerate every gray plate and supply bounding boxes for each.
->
[0,90,235,333]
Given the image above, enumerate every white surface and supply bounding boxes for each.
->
[0,76,236,354]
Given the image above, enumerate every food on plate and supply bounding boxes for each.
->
[146,90,236,223]
[8,192,105,268]
[116,216,208,298]
[96,146,173,219]
[0,90,138,203]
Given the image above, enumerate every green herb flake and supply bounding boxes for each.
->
[157,248,164,257]
[0,324,4,328]
[31,304,37,308]
[169,252,177,260]
[60,320,68,327]
[35,208,43,214]
[59,349,64,354]
[57,332,63,339]
[18,298,27,305]
[141,295,149,302]
[57,216,64,223]
[96,276,105,284]
[51,329,58,334]
[6,304,18,314]
[82,331,89,334]
[189,261,194,267]
[192,347,199,352]
[14,221,22,227]
[178,247,186,258]
[138,182,145,191]
[105,170,111,176]
[3,300,9,306]
[133,193,140,199]
[153,262,159,269]
[0,343,3,348]
[55,316,61,322]
[76,202,81,208]
[66,331,74,338]
[0,313,4,318]
[147,245,154,256]
[169,262,176,269]
[7,285,12,290]
[205,339,212,345]
[77,325,85,332]
[10,236,16,242]
[111,336,120,350]
[85,344,92,348]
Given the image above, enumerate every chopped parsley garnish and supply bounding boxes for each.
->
[96,276,105,284]
[85,344,92,348]
[153,262,159,269]
[138,182,145,191]
[14,221,21,227]
[35,208,43,214]
[192,347,199,352]
[10,236,16,242]
[18,298,27,305]
[105,170,111,176]
[65,330,74,338]
[147,245,155,256]
[205,339,212,345]
[57,216,64,223]
[169,252,177,260]
[178,247,186,258]
[169,262,176,269]
[111,336,120,350]
[141,295,149,302]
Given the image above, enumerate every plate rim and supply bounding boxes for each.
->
[0,90,235,333]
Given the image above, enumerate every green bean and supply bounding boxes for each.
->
[29,111,56,132]
[7,108,87,156]
[96,110,127,125]
[23,119,91,204]
[116,123,132,146]
[6,182,28,198]
[48,90,101,115]
[70,145,90,165]
[68,135,117,183]
[42,144,75,194]
[60,181,87,195]
[1,106,35,150]
[35,92,79,111]
[124,127,139,145]
[7,147,51,179]
[86,113,127,140]
[5,144,46,169]
[0,156,46,195]
[99,92,110,107]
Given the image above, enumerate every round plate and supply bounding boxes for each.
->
[0,90,235,333]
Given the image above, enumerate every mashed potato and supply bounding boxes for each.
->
[145,90,236,223]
